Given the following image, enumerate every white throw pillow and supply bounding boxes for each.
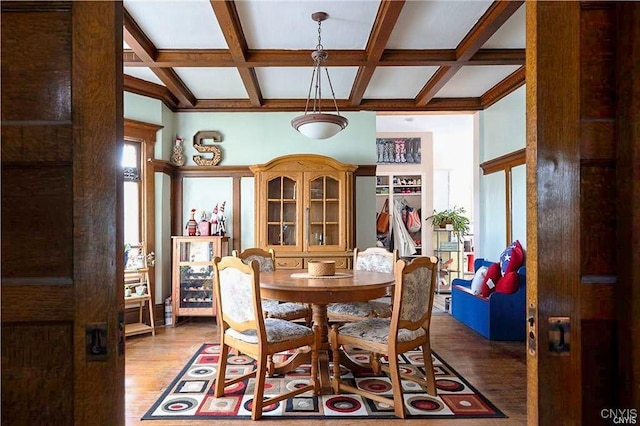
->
[470,266,488,295]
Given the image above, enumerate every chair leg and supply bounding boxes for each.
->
[251,353,268,421]
[266,354,275,377]
[329,325,341,394]
[310,324,320,393]
[421,338,437,396]
[214,343,229,397]
[370,352,382,374]
[263,312,276,377]
[305,304,313,327]
[388,350,406,419]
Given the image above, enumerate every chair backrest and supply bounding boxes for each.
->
[213,256,265,335]
[232,248,276,272]
[353,247,398,273]
[391,256,438,335]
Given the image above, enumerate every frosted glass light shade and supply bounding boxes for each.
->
[291,113,348,140]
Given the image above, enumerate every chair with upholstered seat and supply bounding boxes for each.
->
[327,247,398,322]
[232,248,311,324]
[329,256,438,419]
[232,247,312,375]
[213,256,320,421]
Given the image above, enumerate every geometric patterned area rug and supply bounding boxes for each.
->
[142,343,506,420]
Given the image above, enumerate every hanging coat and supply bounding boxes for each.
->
[392,199,417,257]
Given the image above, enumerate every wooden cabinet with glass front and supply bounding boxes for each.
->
[171,236,229,325]
[250,154,356,269]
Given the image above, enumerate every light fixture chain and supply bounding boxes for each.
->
[324,67,340,115]
[315,57,322,114]
[314,18,323,114]
[317,19,323,51]
[304,67,316,114]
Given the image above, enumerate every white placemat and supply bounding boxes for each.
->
[290,272,353,279]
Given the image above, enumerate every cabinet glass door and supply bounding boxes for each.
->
[308,175,340,247]
[266,176,297,246]
[178,241,214,308]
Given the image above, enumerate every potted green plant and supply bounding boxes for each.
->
[425,206,471,239]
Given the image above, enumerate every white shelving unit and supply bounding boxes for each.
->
[376,172,428,257]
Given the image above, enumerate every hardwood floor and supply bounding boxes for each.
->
[125,310,526,425]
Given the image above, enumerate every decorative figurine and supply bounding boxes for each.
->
[210,204,219,235]
[217,201,227,236]
[197,210,210,236]
[171,136,186,166]
[185,208,198,236]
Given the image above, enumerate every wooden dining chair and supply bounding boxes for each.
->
[232,248,311,324]
[327,247,398,322]
[328,256,438,419]
[213,256,320,421]
[232,247,311,374]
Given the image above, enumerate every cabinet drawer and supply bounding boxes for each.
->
[304,257,349,269]
[275,257,303,269]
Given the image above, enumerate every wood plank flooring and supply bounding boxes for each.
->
[125,306,526,425]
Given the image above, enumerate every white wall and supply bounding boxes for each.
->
[477,85,526,259]
[355,176,377,250]
[376,115,475,222]
[376,115,475,256]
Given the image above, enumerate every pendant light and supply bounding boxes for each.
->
[291,12,348,140]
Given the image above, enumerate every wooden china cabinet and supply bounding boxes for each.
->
[250,154,356,269]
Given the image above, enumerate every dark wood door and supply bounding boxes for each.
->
[526,2,640,425]
[1,2,125,424]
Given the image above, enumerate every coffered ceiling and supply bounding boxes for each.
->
[123,0,525,113]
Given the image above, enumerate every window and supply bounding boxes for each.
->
[122,141,142,247]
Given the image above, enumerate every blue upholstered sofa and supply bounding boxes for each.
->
[451,258,526,341]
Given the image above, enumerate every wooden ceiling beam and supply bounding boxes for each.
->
[456,1,524,61]
[210,0,263,106]
[178,97,481,112]
[468,49,525,65]
[153,68,197,107]
[123,48,525,67]
[123,9,156,62]
[350,0,406,105]
[415,65,460,106]
[123,10,195,107]
[124,75,484,113]
[124,75,179,109]
[415,0,524,106]
[481,66,525,108]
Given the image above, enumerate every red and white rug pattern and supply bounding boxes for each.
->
[143,344,505,420]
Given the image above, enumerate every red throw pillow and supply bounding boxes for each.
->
[499,240,524,275]
[495,271,519,294]
[480,262,502,297]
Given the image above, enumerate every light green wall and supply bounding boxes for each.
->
[480,86,526,162]
[124,93,172,304]
[174,111,376,165]
[478,86,526,259]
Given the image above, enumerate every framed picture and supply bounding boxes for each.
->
[376,137,421,164]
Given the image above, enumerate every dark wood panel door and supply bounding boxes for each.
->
[526,2,640,425]
[1,2,124,424]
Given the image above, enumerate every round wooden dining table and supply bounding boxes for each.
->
[259,269,395,394]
